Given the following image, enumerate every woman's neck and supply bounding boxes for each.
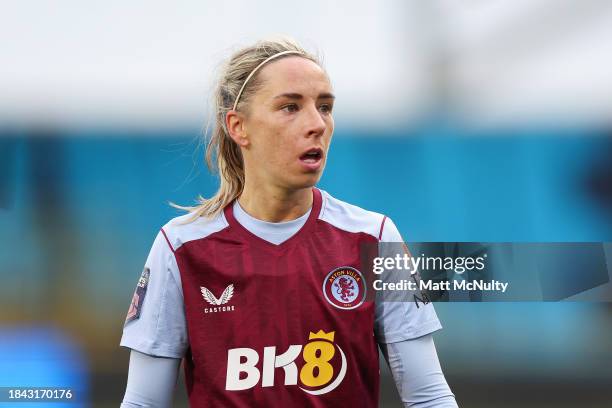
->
[238,183,313,223]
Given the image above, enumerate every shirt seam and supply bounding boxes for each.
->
[151,238,174,354]
[120,337,184,359]
[376,319,443,344]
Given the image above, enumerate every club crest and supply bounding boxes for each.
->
[323,266,366,310]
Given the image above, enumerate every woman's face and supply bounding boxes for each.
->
[239,56,335,191]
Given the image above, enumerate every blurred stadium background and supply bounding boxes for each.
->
[1,1,612,407]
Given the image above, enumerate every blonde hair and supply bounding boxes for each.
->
[174,38,321,220]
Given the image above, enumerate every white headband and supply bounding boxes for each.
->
[232,50,304,111]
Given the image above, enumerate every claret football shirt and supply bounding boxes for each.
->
[121,188,441,407]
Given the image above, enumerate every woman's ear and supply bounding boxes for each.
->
[226,111,249,147]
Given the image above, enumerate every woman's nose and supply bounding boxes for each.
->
[305,105,326,138]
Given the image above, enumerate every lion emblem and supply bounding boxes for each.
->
[323,267,366,310]
[334,277,355,302]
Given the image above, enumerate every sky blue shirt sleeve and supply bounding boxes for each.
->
[374,217,442,343]
[121,350,181,408]
[120,230,188,358]
[380,334,458,407]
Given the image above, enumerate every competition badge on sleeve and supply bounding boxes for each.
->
[125,267,150,324]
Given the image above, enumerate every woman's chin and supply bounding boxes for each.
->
[283,173,322,191]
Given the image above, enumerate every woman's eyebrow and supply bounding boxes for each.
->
[273,92,303,100]
[273,92,336,100]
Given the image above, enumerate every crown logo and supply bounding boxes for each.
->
[308,330,335,342]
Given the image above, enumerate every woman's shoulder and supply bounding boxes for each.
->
[318,189,387,239]
[159,211,229,252]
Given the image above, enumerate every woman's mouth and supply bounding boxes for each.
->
[299,148,324,170]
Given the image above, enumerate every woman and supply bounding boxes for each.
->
[120,38,457,407]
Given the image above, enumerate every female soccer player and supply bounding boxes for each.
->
[120,38,457,407]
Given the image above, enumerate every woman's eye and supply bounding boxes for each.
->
[319,104,333,114]
[282,104,299,113]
